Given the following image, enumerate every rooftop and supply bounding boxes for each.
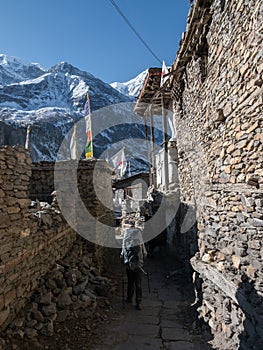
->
[133,68,171,117]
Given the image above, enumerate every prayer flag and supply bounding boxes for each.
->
[111,148,127,177]
[84,93,93,159]
[25,125,30,149]
[70,123,78,159]
[105,150,109,163]
[160,60,169,87]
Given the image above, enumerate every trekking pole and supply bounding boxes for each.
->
[122,273,125,309]
[147,270,151,294]
[140,267,151,293]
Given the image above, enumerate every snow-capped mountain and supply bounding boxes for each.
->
[0,54,45,87]
[0,54,155,167]
[110,70,147,98]
[0,59,131,122]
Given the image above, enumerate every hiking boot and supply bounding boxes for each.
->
[136,303,142,310]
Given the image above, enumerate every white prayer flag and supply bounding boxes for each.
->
[70,123,78,159]
[160,60,169,87]
[25,125,30,149]
[111,148,127,177]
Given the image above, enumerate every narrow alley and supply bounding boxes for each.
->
[91,248,213,350]
[0,2,262,349]
[0,238,213,350]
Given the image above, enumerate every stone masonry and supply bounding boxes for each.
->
[0,146,114,332]
[168,0,263,349]
[30,159,114,227]
[0,146,77,330]
[31,159,115,266]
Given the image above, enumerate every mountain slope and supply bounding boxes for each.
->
[0,55,154,164]
[0,60,132,120]
[0,54,45,87]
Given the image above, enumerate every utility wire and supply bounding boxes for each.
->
[108,0,162,65]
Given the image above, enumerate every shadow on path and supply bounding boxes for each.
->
[91,248,213,350]
[236,275,263,350]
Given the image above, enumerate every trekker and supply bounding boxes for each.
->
[120,220,147,310]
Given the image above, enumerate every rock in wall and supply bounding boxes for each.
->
[0,146,115,331]
[170,0,263,348]
[0,146,77,330]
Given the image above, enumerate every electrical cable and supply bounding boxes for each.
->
[108,0,162,65]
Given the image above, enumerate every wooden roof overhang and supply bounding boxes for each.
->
[134,68,172,117]
[169,0,213,98]
[133,0,213,118]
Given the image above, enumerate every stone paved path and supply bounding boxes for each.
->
[93,249,213,350]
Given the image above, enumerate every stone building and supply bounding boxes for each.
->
[168,0,263,349]
[0,1,262,347]
[135,0,262,348]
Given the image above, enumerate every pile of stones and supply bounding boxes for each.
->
[0,238,116,345]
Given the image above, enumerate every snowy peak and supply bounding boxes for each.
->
[48,61,93,79]
[0,59,132,115]
[110,69,148,98]
[0,54,149,164]
[0,54,46,86]
[49,61,76,72]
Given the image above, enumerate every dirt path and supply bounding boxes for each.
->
[90,249,213,350]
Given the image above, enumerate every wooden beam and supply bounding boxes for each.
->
[191,257,263,328]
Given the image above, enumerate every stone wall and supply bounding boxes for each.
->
[170,0,263,349]
[30,158,115,271]
[30,159,115,283]
[0,147,114,331]
[0,146,77,330]
[30,162,55,202]
[30,159,114,239]
[52,159,115,268]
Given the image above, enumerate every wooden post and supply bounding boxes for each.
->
[162,93,169,191]
[150,113,156,188]
[144,115,152,186]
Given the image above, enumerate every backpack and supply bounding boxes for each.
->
[126,245,140,270]
[121,228,144,270]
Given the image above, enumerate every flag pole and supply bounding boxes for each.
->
[143,115,152,186]
[128,160,131,177]
[162,93,169,191]
[73,123,78,159]
[75,123,78,159]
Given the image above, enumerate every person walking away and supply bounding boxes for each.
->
[120,220,147,310]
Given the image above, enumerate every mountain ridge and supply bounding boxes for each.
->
[0,54,46,87]
[0,54,148,165]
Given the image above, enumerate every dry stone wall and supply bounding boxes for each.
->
[0,147,114,331]
[30,160,114,226]
[31,159,114,252]
[52,159,114,268]
[170,0,263,349]
[0,146,76,330]
[30,162,54,202]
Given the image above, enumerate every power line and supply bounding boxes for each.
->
[108,0,162,65]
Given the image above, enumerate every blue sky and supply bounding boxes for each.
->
[1,0,190,83]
